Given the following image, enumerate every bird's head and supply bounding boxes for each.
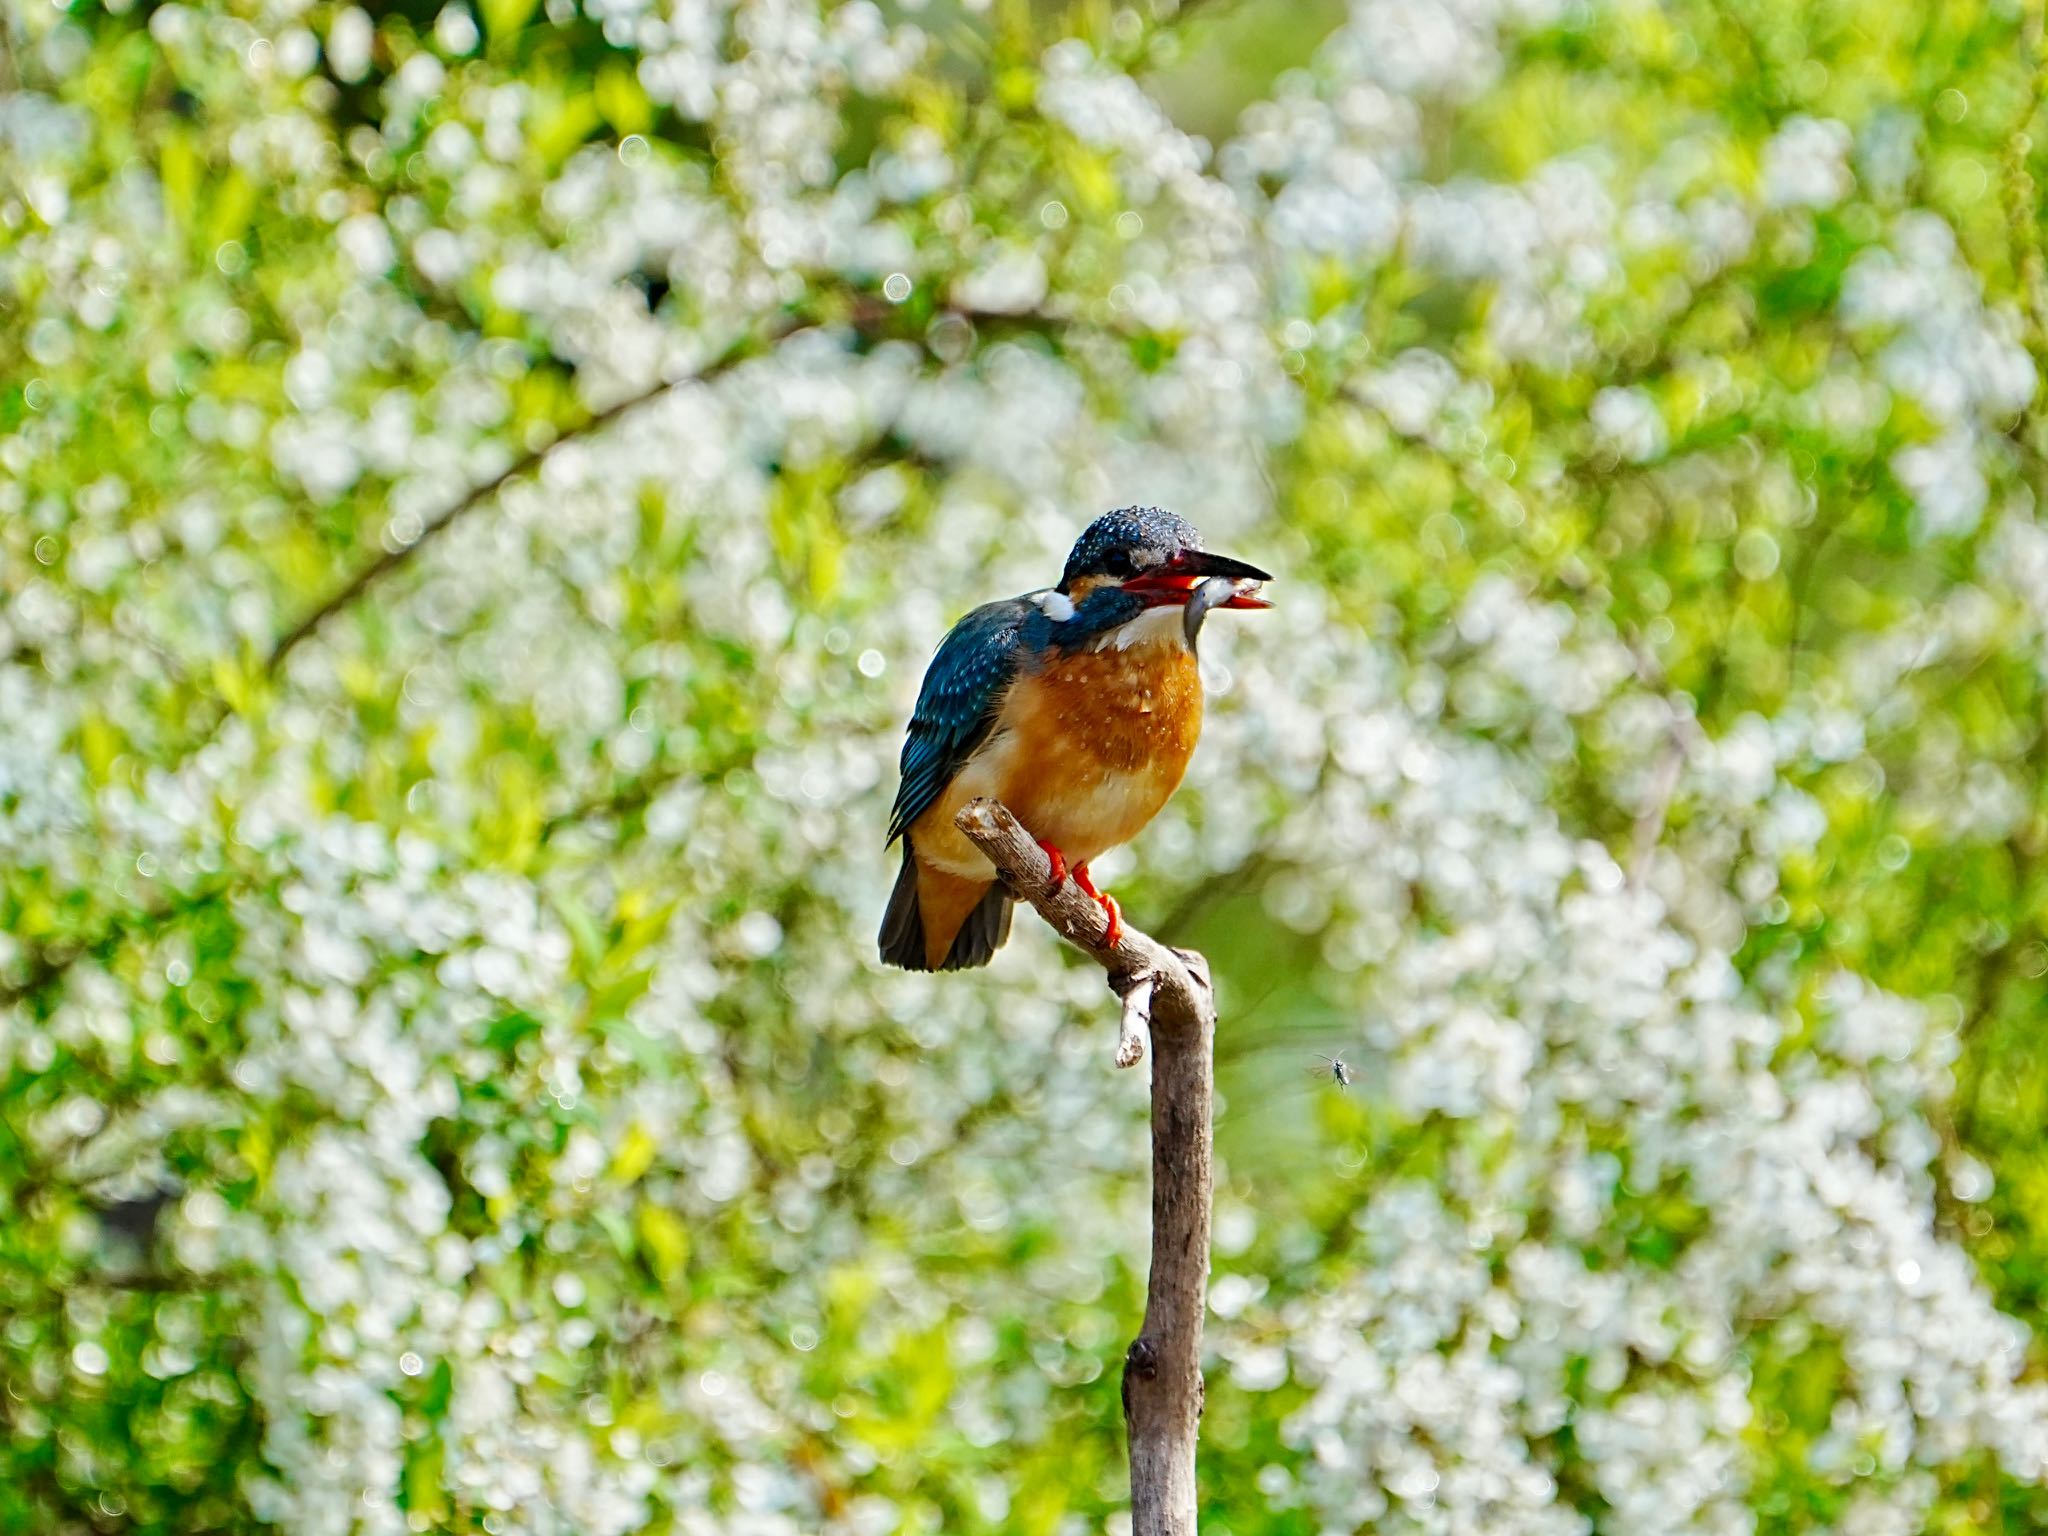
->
[1057,507,1273,622]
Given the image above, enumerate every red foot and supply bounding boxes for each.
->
[1035,839,1069,889]
[1072,863,1123,948]
[1099,893,1123,948]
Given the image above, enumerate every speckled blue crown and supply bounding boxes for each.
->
[1059,507,1203,591]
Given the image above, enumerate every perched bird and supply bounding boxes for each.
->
[880,506,1271,971]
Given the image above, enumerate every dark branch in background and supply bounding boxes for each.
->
[1,289,1103,1011]
[954,798,1213,1536]
[266,317,805,676]
[539,765,685,846]
[0,315,811,1012]
[0,881,230,1012]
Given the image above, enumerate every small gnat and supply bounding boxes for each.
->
[1311,1053,1354,1089]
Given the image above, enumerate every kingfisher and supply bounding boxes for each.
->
[879,506,1271,971]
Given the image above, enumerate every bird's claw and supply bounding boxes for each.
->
[1099,892,1122,949]
[1073,863,1122,949]
[1031,845,1120,947]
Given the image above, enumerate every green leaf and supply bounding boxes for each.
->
[159,127,201,232]
[609,1123,658,1185]
[594,60,653,138]
[480,0,540,43]
[637,1202,690,1283]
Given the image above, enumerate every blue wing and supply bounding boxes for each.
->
[887,598,1033,846]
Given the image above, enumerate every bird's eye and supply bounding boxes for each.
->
[1103,549,1134,578]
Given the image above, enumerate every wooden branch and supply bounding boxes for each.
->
[954,797,1214,1535]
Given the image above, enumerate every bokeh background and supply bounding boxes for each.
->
[7,0,2048,1531]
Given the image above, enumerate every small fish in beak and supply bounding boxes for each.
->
[1184,574,1268,651]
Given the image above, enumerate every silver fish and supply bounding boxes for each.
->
[1184,575,1264,652]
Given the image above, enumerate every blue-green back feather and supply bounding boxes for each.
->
[885,584,1147,847]
[886,599,1032,846]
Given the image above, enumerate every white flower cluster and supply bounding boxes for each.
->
[4,0,2047,1530]
[1228,634,2048,1528]
[1843,212,2035,536]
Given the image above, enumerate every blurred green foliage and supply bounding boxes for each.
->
[7,0,2048,1532]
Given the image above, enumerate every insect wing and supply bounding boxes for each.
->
[1309,1054,1353,1088]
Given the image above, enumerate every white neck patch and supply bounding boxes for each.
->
[1090,605,1188,653]
[1032,589,1077,621]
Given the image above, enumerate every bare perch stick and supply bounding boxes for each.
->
[955,798,1214,1535]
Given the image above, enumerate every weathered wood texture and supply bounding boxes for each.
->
[955,798,1216,1535]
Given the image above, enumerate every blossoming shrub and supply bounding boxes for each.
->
[5,0,2048,1532]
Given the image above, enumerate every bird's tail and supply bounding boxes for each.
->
[945,879,1014,970]
[878,846,928,969]
[878,844,1014,971]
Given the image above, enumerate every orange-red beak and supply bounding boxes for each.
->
[1119,550,1273,609]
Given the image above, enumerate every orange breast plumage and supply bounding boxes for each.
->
[990,632,1204,866]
